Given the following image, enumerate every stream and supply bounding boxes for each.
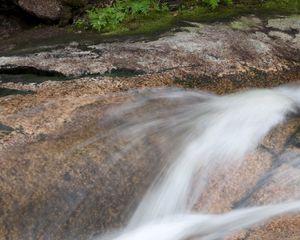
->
[0,13,300,240]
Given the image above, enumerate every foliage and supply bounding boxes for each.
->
[73,18,89,30]
[202,0,233,9]
[86,0,169,32]
[263,0,300,12]
[73,0,300,35]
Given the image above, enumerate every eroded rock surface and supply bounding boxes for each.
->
[0,92,299,240]
[1,16,300,78]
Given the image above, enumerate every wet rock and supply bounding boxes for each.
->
[195,148,274,213]
[195,117,300,240]
[1,16,300,78]
[0,123,14,137]
[0,87,35,97]
[261,118,300,154]
[0,92,193,239]
[0,14,300,240]
[69,41,79,47]
[0,99,299,239]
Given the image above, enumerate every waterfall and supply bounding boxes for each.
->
[96,83,300,240]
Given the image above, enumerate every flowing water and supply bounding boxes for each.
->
[94,83,300,240]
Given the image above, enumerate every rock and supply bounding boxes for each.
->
[0,93,299,239]
[13,0,62,21]
[195,118,300,239]
[69,41,79,47]
[0,0,39,40]
[0,90,196,239]
[62,0,87,7]
[1,14,300,240]
[230,16,262,31]
[267,15,300,31]
[162,0,181,10]
[1,16,300,78]
[292,33,300,49]
[196,118,300,212]
[268,31,293,41]
[0,123,14,136]
[0,87,34,97]
[254,31,271,42]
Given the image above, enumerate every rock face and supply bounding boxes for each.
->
[0,0,39,40]
[12,0,62,21]
[9,0,111,23]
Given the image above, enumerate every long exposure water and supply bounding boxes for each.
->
[96,83,300,240]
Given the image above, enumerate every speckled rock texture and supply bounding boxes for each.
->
[8,0,113,22]
[1,16,300,78]
[12,0,62,21]
[0,14,300,240]
[196,118,300,240]
[0,91,299,240]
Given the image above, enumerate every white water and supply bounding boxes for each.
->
[96,84,300,240]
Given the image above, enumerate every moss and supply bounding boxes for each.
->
[105,11,174,36]
[262,0,300,14]
[230,20,247,30]
[74,0,300,37]
[230,16,261,30]
[86,1,170,33]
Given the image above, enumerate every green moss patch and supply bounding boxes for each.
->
[73,0,300,36]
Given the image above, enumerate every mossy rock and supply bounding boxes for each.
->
[230,16,262,31]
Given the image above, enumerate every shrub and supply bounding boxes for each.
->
[203,0,233,9]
